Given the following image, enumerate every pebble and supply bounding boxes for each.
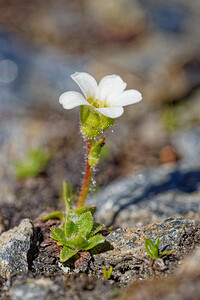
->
[0,219,35,278]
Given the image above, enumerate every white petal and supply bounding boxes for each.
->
[59,91,91,109]
[96,75,127,103]
[71,72,98,99]
[95,107,124,119]
[113,89,142,107]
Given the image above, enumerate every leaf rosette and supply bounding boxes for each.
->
[51,210,105,262]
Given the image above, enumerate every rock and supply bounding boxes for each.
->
[122,246,200,300]
[7,274,120,300]
[1,217,199,299]
[88,163,200,227]
[90,218,200,286]
[88,126,200,227]
[8,278,59,300]
[0,219,36,278]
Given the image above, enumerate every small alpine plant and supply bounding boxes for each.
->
[51,209,104,262]
[145,237,172,260]
[50,72,142,262]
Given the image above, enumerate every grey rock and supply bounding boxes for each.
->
[91,217,200,286]
[122,241,200,300]
[88,127,200,227]
[0,219,35,278]
[8,278,59,300]
[89,163,200,227]
[2,217,199,298]
[7,275,119,300]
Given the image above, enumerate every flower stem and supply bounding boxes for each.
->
[76,139,93,208]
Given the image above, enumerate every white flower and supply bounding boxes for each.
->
[59,72,142,119]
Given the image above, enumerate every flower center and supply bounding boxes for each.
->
[87,98,108,108]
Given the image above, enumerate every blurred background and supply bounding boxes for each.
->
[0,0,200,227]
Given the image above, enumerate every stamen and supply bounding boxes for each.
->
[87,98,108,108]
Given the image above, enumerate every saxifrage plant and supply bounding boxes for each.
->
[51,210,104,262]
[49,72,142,262]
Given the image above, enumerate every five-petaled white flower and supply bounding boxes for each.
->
[59,72,142,119]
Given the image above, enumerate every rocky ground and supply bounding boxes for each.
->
[0,124,200,299]
[0,0,200,299]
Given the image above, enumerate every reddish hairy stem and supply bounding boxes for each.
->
[76,140,93,208]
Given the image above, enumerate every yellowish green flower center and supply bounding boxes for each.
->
[87,98,108,108]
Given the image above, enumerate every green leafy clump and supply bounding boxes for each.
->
[14,149,50,179]
[51,209,105,262]
[103,266,113,280]
[42,182,105,263]
[145,237,172,259]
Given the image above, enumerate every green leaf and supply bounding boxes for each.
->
[145,239,159,259]
[68,235,88,250]
[74,206,96,216]
[159,250,172,258]
[103,266,113,280]
[76,211,93,237]
[62,180,71,212]
[155,237,160,248]
[65,220,78,238]
[89,223,104,237]
[65,212,79,223]
[84,234,105,250]
[14,149,50,179]
[88,137,105,167]
[51,227,69,246]
[41,211,65,222]
[60,246,77,262]
[65,207,96,225]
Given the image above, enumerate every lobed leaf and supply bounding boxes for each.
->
[65,206,96,225]
[84,234,105,250]
[51,227,69,246]
[68,235,88,250]
[66,212,79,223]
[89,223,104,237]
[76,211,93,237]
[60,246,77,262]
[65,220,78,238]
